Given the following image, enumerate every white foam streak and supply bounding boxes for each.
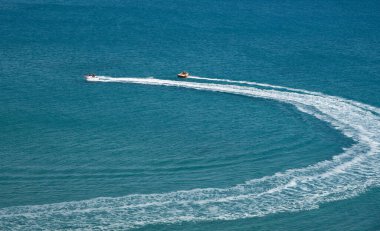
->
[188,75,380,115]
[1,76,380,230]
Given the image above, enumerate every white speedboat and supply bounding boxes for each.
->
[84,74,100,81]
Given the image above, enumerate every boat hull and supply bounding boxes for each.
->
[177,74,189,78]
[84,75,100,81]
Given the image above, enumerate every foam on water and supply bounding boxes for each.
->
[1,76,380,230]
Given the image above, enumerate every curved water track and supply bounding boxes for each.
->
[1,76,380,230]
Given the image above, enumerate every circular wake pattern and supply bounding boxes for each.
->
[1,77,379,230]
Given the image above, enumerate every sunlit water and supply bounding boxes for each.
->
[1,1,380,230]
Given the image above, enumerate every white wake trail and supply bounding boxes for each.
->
[188,75,380,115]
[1,76,379,230]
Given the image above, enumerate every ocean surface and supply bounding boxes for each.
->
[1,0,380,230]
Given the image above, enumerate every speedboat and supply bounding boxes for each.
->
[84,74,100,81]
[177,71,189,78]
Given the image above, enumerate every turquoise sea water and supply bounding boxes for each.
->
[1,0,380,230]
